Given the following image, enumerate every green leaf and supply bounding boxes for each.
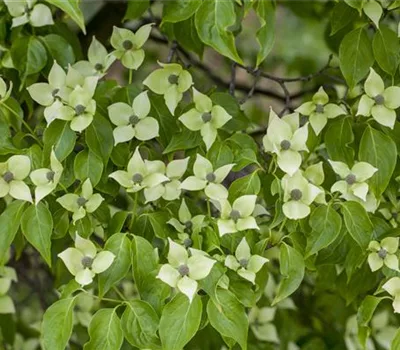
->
[330,2,358,35]
[108,211,129,236]
[207,289,248,350]
[210,93,248,131]
[339,27,374,88]
[46,0,86,33]
[121,300,161,349]
[341,201,373,250]
[324,117,354,165]
[86,114,114,164]
[21,203,53,267]
[254,0,275,66]
[84,308,123,350]
[357,295,385,327]
[136,212,174,239]
[74,149,104,186]
[42,34,76,68]
[163,0,201,23]
[391,328,400,350]
[372,25,400,76]
[272,243,305,305]
[208,141,235,169]
[98,233,131,297]
[124,0,149,21]
[229,171,261,201]
[163,130,203,154]
[11,36,48,80]
[359,126,397,197]
[306,205,342,257]
[41,297,77,350]
[159,294,202,350]
[0,201,27,264]
[173,16,204,57]
[43,120,76,162]
[195,0,243,63]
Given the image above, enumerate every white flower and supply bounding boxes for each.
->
[225,238,268,284]
[263,109,308,176]
[248,306,279,343]
[180,154,234,200]
[0,77,12,102]
[58,233,115,286]
[179,88,232,150]
[217,195,259,236]
[167,199,205,237]
[0,266,17,314]
[0,155,32,202]
[109,147,169,193]
[5,0,53,28]
[156,239,215,302]
[30,150,63,204]
[368,237,399,272]
[382,277,400,313]
[108,91,159,145]
[57,179,104,224]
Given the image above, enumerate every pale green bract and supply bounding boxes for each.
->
[248,307,279,343]
[362,0,382,28]
[357,68,400,129]
[156,238,215,302]
[295,87,345,135]
[108,91,159,145]
[217,195,259,236]
[0,266,17,314]
[263,109,308,176]
[0,155,32,202]
[4,0,53,28]
[179,88,232,150]
[143,62,193,115]
[225,238,268,284]
[0,76,12,101]
[368,237,399,272]
[58,233,115,286]
[180,154,234,200]
[382,277,400,313]
[30,149,63,204]
[57,179,104,224]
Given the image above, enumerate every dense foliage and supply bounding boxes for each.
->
[1,0,400,349]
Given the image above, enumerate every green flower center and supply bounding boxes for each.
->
[378,248,387,259]
[51,88,60,97]
[374,94,385,105]
[345,174,356,185]
[290,189,303,201]
[46,171,55,181]
[132,173,143,184]
[75,104,86,116]
[24,5,31,14]
[184,221,193,230]
[315,104,324,113]
[183,238,193,248]
[230,209,241,222]
[122,40,134,50]
[202,112,212,123]
[280,140,291,151]
[129,115,140,126]
[2,171,14,183]
[81,256,93,268]
[94,63,104,71]
[77,197,88,207]
[239,258,248,268]
[168,74,179,85]
[206,172,216,183]
[178,264,190,276]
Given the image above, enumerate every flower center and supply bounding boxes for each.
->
[129,115,140,126]
[81,256,93,268]
[51,88,60,97]
[239,258,248,268]
[345,174,356,185]
[206,172,216,183]
[202,112,212,123]
[2,171,14,183]
[24,5,31,14]
[230,209,241,222]
[290,189,303,201]
[46,171,55,181]
[178,264,190,276]
[378,248,387,259]
[122,40,134,50]
[94,63,104,71]
[315,104,324,113]
[75,104,86,116]
[168,74,179,85]
[280,140,291,151]
[183,238,193,248]
[132,173,143,184]
[374,94,385,105]
[77,197,87,207]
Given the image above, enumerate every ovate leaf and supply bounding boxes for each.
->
[254,0,275,66]
[163,0,201,23]
[43,120,76,161]
[46,0,86,33]
[324,117,354,165]
[86,114,114,164]
[74,150,104,186]
[372,25,400,76]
